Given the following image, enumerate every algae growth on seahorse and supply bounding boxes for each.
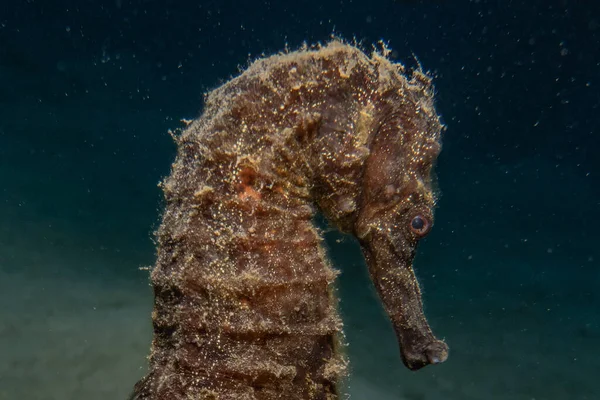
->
[131,40,448,400]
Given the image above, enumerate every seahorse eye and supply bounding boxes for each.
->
[410,215,431,237]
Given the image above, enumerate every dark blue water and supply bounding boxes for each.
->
[1,1,598,399]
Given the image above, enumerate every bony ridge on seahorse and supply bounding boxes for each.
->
[131,40,448,400]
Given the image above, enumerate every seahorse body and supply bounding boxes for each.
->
[131,41,448,400]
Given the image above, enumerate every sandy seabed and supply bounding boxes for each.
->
[1,232,598,400]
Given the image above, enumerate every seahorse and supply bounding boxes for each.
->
[130,41,448,400]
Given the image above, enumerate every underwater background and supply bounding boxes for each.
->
[1,0,598,399]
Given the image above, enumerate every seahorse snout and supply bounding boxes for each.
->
[359,230,449,371]
[400,338,449,371]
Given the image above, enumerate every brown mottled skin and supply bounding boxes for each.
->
[130,41,447,400]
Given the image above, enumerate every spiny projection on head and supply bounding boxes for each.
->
[130,40,448,400]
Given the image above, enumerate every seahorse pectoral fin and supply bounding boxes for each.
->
[360,235,448,371]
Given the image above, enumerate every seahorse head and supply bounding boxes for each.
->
[301,45,448,371]
[354,68,448,370]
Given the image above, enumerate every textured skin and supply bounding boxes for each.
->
[131,41,447,400]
